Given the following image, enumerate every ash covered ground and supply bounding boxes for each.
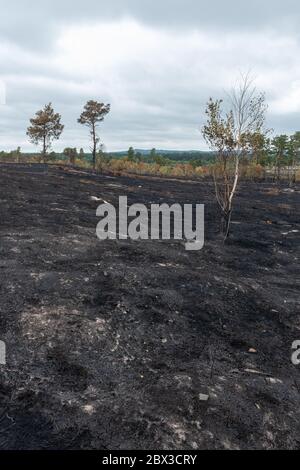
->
[0,164,299,450]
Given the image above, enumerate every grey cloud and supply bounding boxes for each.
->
[0,1,300,151]
[1,0,300,51]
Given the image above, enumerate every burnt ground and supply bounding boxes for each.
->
[0,164,299,450]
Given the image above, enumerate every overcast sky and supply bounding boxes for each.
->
[0,0,300,152]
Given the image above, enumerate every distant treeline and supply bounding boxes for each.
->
[110,149,215,164]
[0,138,300,183]
[0,147,214,165]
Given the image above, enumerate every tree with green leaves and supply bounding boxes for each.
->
[135,151,142,163]
[248,132,271,166]
[153,154,168,166]
[292,131,300,158]
[78,100,110,170]
[95,144,111,173]
[27,103,64,163]
[150,148,157,161]
[79,148,85,160]
[127,147,135,161]
[48,151,57,162]
[63,147,78,165]
[289,132,300,184]
[202,74,268,240]
[11,146,22,163]
[271,135,289,181]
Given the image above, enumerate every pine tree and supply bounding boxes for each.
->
[27,103,64,163]
[78,101,110,170]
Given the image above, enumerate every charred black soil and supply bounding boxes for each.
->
[0,164,299,450]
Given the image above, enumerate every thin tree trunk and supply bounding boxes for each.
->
[229,154,240,207]
[276,154,281,182]
[292,155,296,185]
[223,209,232,242]
[43,134,46,164]
[92,123,96,170]
[222,153,240,241]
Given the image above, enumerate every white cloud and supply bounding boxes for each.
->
[271,80,300,114]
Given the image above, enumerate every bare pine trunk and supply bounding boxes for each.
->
[43,134,46,164]
[92,124,96,170]
[276,154,281,182]
[292,155,296,185]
